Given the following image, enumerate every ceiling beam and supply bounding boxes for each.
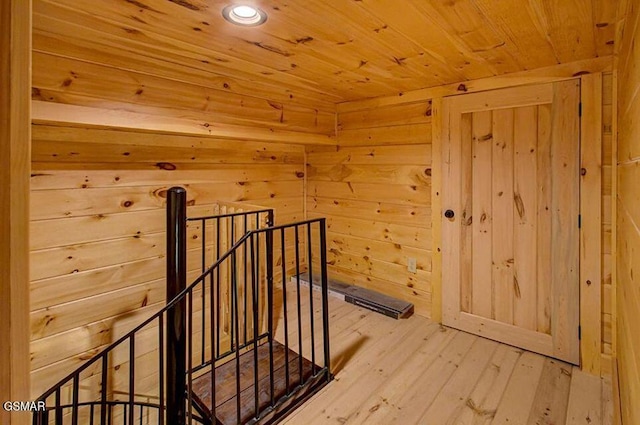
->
[32,101,337,146]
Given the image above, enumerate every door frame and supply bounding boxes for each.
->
[431,75,603,374]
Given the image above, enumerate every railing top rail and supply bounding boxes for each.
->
[187,208,274,222]
[252,217,326,233]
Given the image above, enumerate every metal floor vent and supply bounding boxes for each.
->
[293,273,414,319]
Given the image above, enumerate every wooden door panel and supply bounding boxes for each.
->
[459,113,473,314]
[513,106,539,332]
[536,104,553,335]
[491,108,515,325]
[442,81,580,365]
[470,110,493,320]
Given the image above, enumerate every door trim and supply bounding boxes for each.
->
[578,74,603,375]
[431,76,604,373]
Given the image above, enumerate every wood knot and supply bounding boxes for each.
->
[480,133,493,142]
[155,162,177,170]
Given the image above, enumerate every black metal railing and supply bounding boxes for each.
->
[33,187,331,425]
[185,204,274,368]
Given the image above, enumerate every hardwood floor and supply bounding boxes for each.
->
[276,287,613,425]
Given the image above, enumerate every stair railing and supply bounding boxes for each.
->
[33,187,331,425]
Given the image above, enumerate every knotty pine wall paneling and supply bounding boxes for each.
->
[614,0,640,422]
[29,124,307,399]
[307,101,433,316]
[322,69,614,364]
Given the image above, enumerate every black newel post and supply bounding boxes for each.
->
[166,187,187,425]
[319,218,331,383]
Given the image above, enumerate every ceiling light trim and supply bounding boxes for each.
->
[222,4,268,27]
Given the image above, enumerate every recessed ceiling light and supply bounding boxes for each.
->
[222,5,267,26]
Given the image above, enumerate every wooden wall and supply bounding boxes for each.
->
[615,0,640,422]
[1,1,31,424]
[315,70,614,363]
[29,124,307,398]
[29,12,336,399]
[602,73,615,370]
[307,103,433,316]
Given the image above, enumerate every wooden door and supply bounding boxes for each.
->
[442,81,580,365]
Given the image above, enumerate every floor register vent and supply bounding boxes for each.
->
[294,273,414,319]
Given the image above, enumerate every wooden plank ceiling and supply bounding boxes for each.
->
[33,0,616,105]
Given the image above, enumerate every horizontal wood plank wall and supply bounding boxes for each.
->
[307,101,433,316]
[614,0,640,422]
[29,124,306,398]
[324,69,614,344]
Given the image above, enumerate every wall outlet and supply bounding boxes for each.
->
[407,257,417,274]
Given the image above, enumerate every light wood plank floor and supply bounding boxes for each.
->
[275,287,613,425]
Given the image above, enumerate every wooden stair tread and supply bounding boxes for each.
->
[191,341,323,425]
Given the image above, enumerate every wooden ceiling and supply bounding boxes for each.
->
[33,0,616,106]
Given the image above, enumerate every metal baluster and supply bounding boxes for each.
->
[55,388,63,425]
[100,356,107,425]
[129,335,135,425]
[72,374,79,425]
[201,218,206,366]
[319,219,331,382]
[209,270,217,422]
[281,228,290,394]
[216,218,221,358]
[232,249,242,425]
[158,315,164,425]
[187,290,194,424]
[266,226,275,406]
[307,224,316,375]
[243,215,248,346]
[251,234,260,420]
[295,225,304,385]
